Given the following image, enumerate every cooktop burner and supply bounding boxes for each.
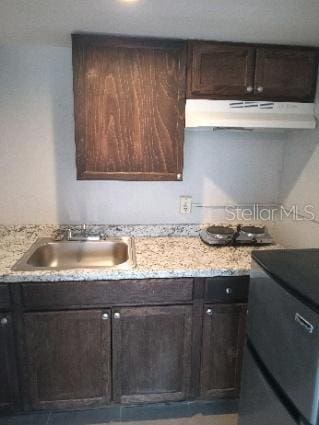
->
[200,224,273,246]
[240,226,266,235]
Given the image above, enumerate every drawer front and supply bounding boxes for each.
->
[0,285,10,311]
[205,276,249,303]
[22,279,194,309]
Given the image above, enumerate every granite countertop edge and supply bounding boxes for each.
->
[0,267,252,284]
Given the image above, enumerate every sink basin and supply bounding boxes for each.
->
[12,237,136,271]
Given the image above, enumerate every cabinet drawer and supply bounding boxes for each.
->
[205,276,249,303]
[0,285,10,311]
[22,279,194,309]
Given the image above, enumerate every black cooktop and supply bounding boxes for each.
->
[252,249,319,311]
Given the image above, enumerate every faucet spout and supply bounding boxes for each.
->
[64,225,102,241]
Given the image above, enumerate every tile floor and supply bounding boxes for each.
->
[120,414,238,425]
[0,401,238,425]
[0,413,238,425]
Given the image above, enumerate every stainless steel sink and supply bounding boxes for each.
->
[12,237,136,271]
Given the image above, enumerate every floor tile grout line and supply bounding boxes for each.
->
[45,411,52,425]
[119,405,122,423]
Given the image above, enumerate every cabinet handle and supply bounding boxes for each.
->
[206,309,213,316]
[225,287,233,295]
[101,313,109,320]
[0,317,8,326]
[257,86,264,93]
[246,86,253,93]
[114,312,121,319]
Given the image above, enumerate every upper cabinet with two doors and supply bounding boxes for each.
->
[187,41,318,102]
[72,35,318,181]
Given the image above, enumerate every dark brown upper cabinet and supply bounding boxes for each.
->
[187,41,318,102]
[72,35,187,181]
[254,48,318,101]
[187,41,255,99]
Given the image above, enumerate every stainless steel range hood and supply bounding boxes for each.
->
[185,99,317,130]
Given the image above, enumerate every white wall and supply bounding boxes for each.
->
[272,78,319,248]
[0,44,286,225]
[274,123,319,247]
[1,0,319,47]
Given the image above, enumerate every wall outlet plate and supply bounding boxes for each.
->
[180,196,192,214]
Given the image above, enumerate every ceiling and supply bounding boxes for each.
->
[1,0,319,47]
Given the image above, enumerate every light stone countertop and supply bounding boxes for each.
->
[0,225,281,283]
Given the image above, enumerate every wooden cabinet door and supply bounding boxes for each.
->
[24,309,111,410]
[72,35,186,181]
[187,42,255,99]
[112,305,192,403]
[0,313,19,411]
[254,48,318,101]
[200,304,247,399]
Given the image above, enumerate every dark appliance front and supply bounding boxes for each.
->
[239,249,319,425]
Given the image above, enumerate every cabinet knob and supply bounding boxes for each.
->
[257,86,264,93]
[246,86,253,93]
[206,309,213,316]
[114,312,121,319]
[101,313,109,320]
[225,287,233,295]
[177,173,182,181]
[0,317,8,326]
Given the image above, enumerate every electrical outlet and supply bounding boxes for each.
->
[180,196,192,214]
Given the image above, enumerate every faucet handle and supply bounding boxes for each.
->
[65,228,72,240]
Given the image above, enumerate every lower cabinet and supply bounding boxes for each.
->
[24,305,193,409]
[0,313,19,411]
[16,277,249,411]
[112,305,193,403]
[200,303,247,399]
[24,309,111,410]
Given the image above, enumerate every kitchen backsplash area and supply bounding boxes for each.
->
[1,44,318,249]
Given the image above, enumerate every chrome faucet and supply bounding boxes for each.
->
[66,228,72,240]
[65,225,103,241]
[80,224,87,237]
